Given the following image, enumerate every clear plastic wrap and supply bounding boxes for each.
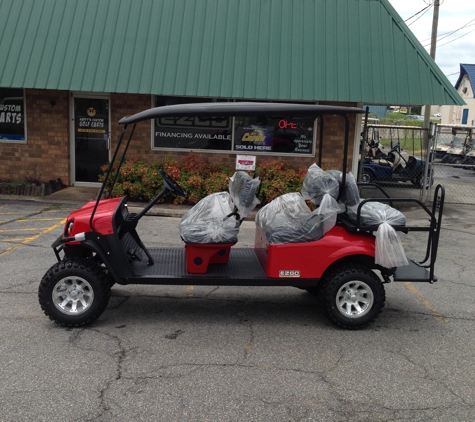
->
[325,170,360,208]
[256,192,339,244]
[348,201,408,268]
[228,171,261,218]
[179,192,239,244]
[374,222,409,268]
[301,164,340,205]
[339,172,361,207]
[347,201,406,226]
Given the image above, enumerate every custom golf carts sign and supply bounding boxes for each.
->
[0,88,25,141]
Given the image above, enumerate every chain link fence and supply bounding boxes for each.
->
[358,123,475,205]
[358,124,433,202]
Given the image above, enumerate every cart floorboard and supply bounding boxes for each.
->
[123,248,296,285]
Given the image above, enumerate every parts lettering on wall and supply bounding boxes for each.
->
[0,88,25,141]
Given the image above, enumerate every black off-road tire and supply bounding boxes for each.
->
[322,265,385,330]
[38,258,111,327]
[361,171,373,184]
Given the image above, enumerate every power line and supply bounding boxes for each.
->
[420,19,475,44]
[404,1,434,23]
[434,27,475,48]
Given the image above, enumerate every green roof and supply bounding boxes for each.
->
[0,0,464,105]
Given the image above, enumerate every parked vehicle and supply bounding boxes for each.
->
[434,138,452,159]
[362,144,432,188]
[38,102,445,330]
[441,134,471,164]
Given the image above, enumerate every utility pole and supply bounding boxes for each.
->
[422,0,440,200]
[423,0,440,127]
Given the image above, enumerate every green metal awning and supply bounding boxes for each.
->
[0,0,464,106]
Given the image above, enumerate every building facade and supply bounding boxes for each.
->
[0,0,463,187]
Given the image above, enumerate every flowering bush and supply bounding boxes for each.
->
[100,153,311,205]
[255,160,308,203]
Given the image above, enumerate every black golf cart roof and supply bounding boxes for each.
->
[118,102,364,125]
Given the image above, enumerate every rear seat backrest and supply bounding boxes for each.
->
[179,172,261,244]
[228,171,261,219]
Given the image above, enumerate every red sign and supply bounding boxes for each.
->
[278,119,297,129]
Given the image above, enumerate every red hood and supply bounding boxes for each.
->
[65,198,122,237]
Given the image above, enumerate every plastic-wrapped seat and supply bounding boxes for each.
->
[256,164,341,245]
[256,193,340,244]
[179,171,260,273]
[330,170,408,268]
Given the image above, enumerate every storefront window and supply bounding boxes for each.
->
[153,97,315,155]
[0,88,26,143]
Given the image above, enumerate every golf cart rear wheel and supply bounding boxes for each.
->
[323,265,385,329]
[38,258,111,327]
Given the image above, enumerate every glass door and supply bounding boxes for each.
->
[73,97,110,183]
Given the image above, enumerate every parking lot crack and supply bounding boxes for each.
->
[69,327,127,421]
[238,311,254,361]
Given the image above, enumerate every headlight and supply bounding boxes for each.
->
[66,221,74,236]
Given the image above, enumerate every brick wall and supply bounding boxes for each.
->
[0,92,359,185]
[0,89,70,185]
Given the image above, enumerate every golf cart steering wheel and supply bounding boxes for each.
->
[389,144,401,153]
[159,169,188,198]
[368,140,379,149]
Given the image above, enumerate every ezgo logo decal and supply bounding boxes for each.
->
[279,270,300,278]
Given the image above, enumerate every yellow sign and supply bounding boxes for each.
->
[78,128,106,133]
[242,129,265,143]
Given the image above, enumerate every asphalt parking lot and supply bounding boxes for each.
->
[0,196,474,421]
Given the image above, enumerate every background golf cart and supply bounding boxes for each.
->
[360,118,433,189]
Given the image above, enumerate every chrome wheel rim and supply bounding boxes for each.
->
[336,280,374,318]
[52,276,94,315]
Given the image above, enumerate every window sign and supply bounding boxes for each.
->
[154,96,232,150]
[234,116,314,154]
[154,115,232,150]
[0,88,25,142]
[153,97,315,155]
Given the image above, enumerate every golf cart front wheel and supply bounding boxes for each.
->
[38,258,111,327]
[361,172,373,183]
[323,265,385,329]
[413,173,434,189]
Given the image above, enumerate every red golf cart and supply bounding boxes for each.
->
[38,102,444,329]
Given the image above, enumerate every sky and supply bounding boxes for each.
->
[387,0,475,85]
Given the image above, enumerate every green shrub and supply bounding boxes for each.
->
[255,160,308,203]
[100,153,309,205]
